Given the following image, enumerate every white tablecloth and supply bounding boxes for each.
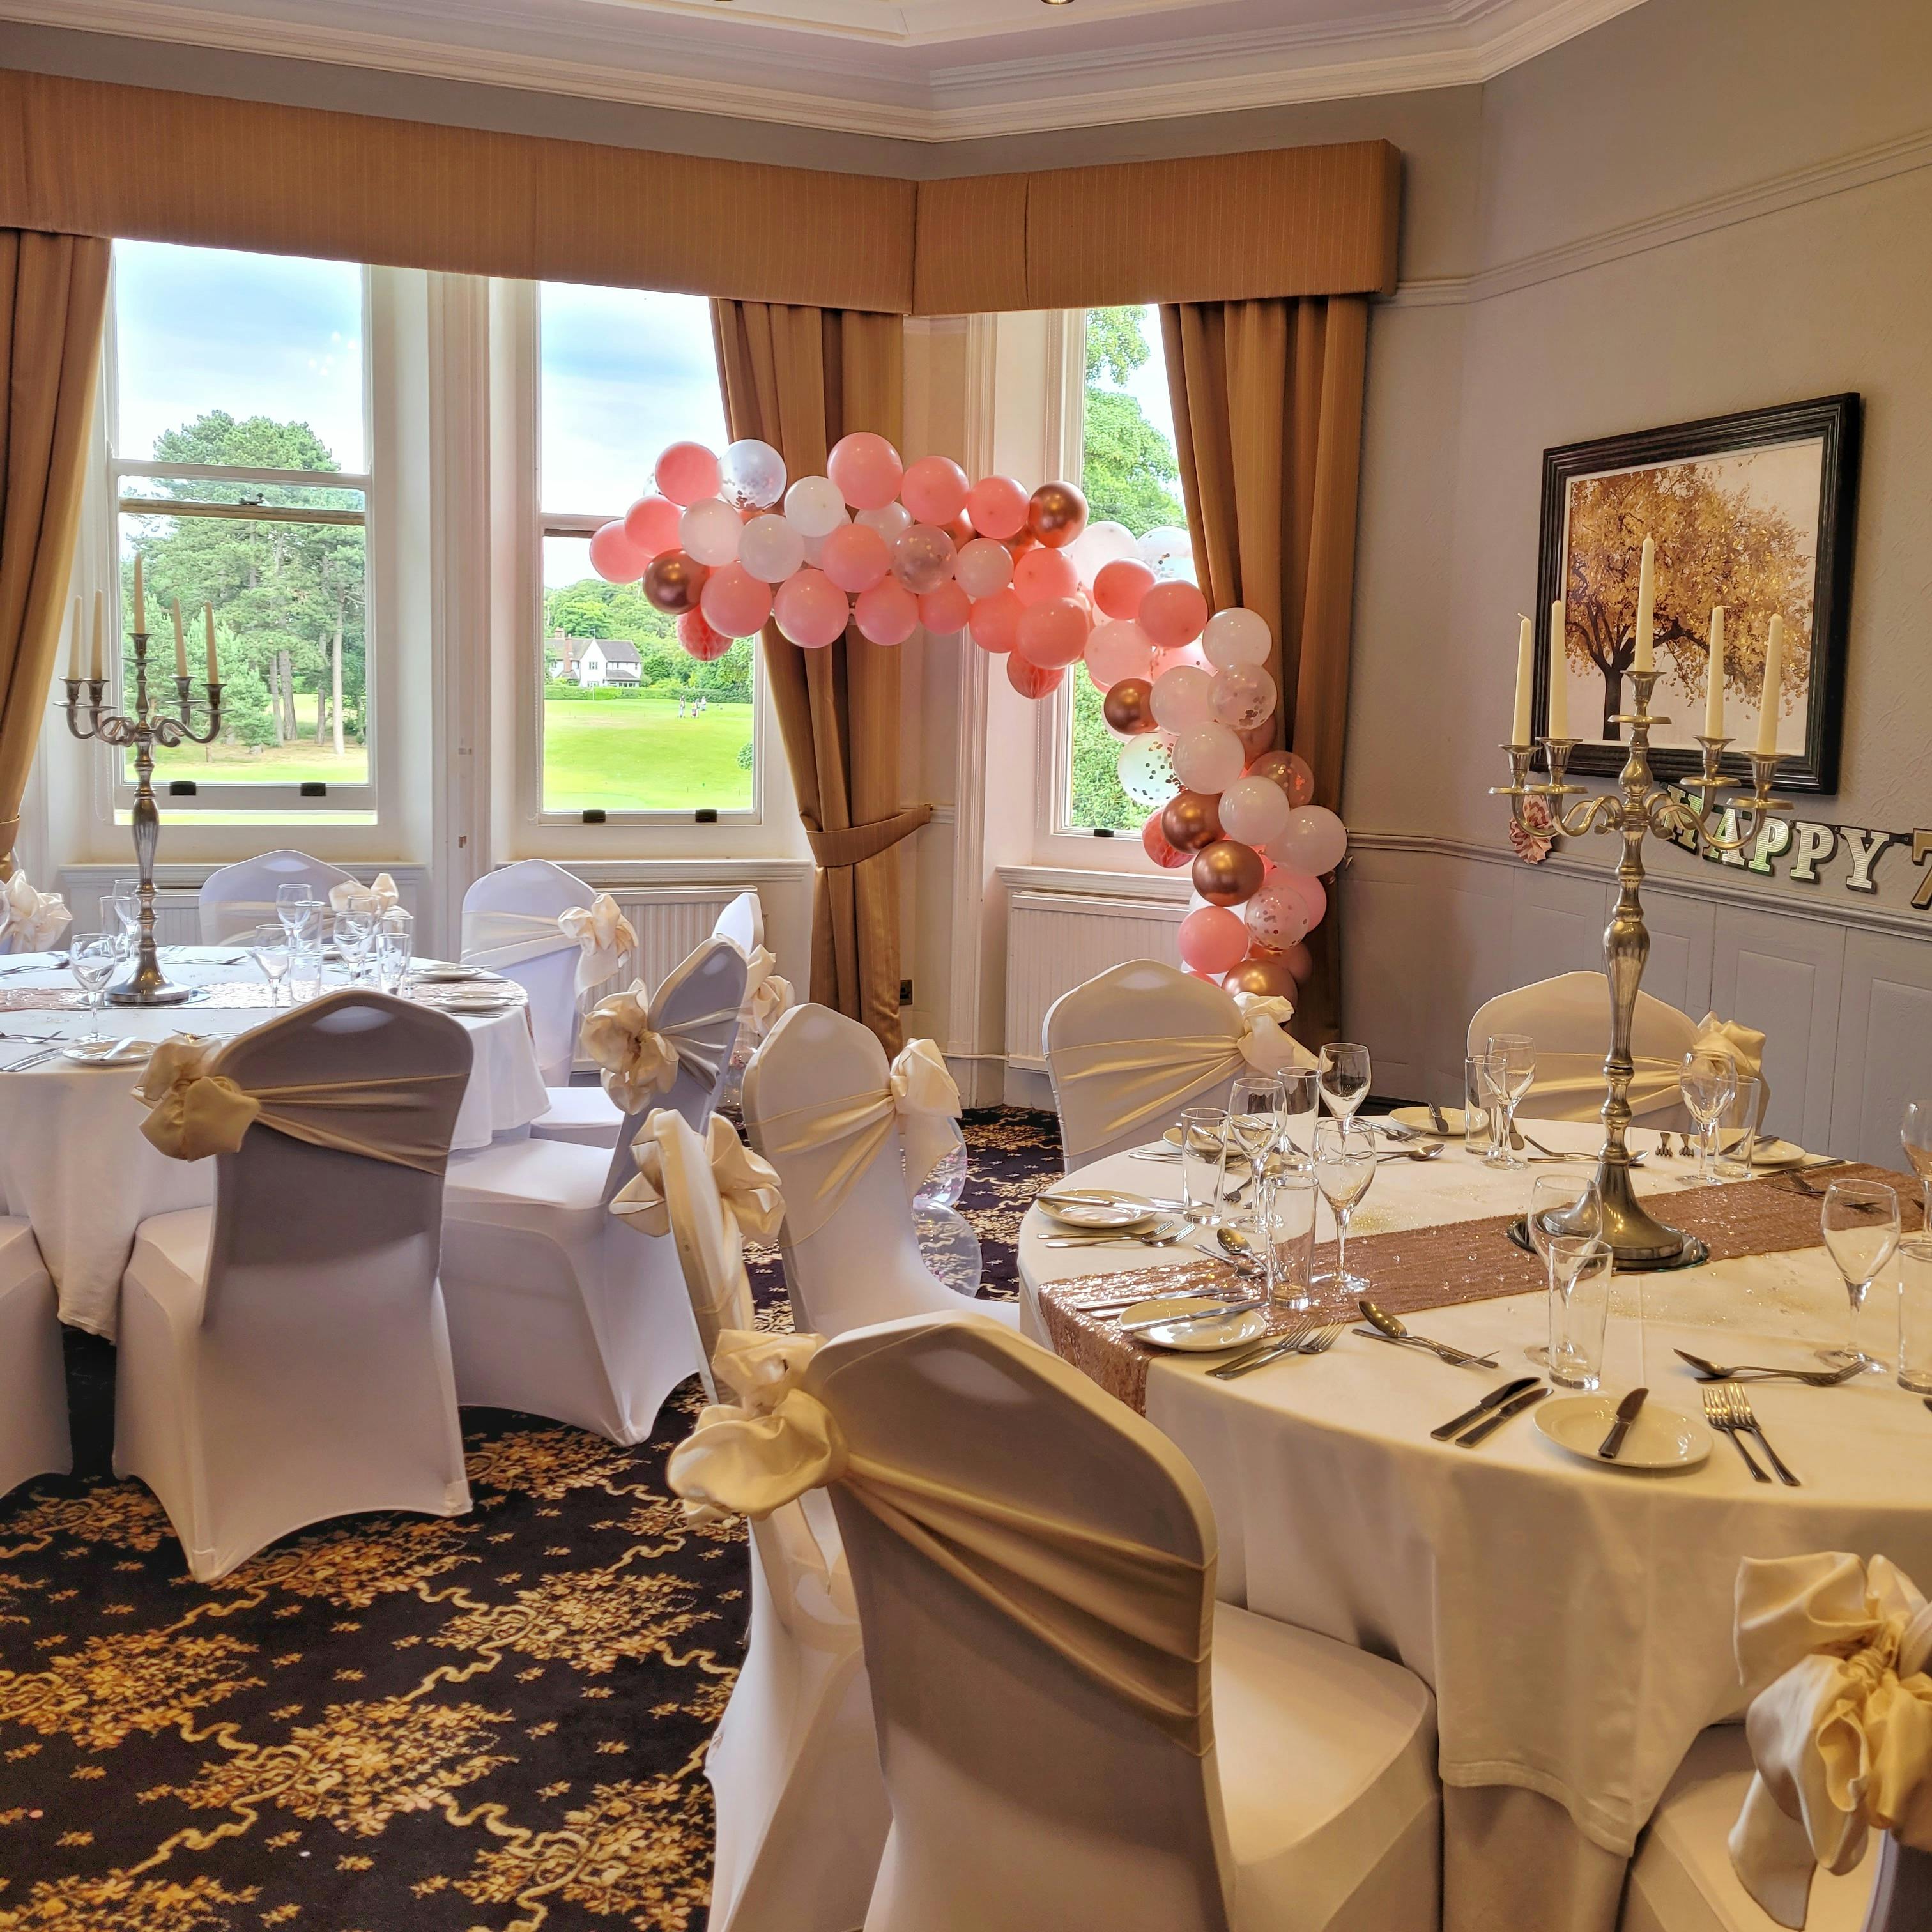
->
[1018,1120,1932,1932]
[0,949,549,1338]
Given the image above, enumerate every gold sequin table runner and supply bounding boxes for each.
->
[0,981,525,1015]
[1038,1164,1921,1413]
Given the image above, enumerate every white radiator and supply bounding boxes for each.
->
[578,888,741,1005]
[1003,887,1184,1071]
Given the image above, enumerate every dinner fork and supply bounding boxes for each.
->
[1701,1383,1770,1482]
[1208,1319,1344,1381]
[1716,1383,1800,1485]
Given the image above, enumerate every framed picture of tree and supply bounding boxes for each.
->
[1534,394,1861,793]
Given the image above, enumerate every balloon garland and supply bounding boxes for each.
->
[590,434,1348,1000]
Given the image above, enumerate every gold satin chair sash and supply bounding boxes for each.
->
[1050,1032,1250,1144]
[612,1111,785,1242]
[1522,1052,1683,1121]
[459,907,581,974]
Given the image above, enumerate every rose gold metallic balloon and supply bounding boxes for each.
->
[643,549,709,615]
[1223,953,1298,999]
[1027,481,1089,549]
[1160,789,1223,854]
[1237,721,1278,763]
[1246,747,1316,807]
[1102,677,1157,736]
[942,514,976,551]
[1192,838,1265,907]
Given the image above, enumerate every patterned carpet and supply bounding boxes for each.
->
[0,1108,1061,1932]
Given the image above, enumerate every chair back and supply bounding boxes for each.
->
[1864,1841,1932,1932]
[642,1109,752,1392]
[198,850,356,944]
[460,860,592,1084]
[711,890,763,956]
[1044,960,1249,1170]
[1467,971,1699,1130]
[596,935,747,1206]
[809,1314,1234,1931]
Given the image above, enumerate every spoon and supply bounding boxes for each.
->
[1357,1298,1498,1368]
[1377,1141,1443,1163]
[1215,1225,1261,1265]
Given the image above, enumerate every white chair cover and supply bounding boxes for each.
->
[635,1110,887,1932]
[197,848,355,944]
[459,860,595,1087]
[670,1314,1441,1932]
[0,871,72,954]
[436,936,747,1443]
[1468,971,1705,1131]
[712,890,764,958]
[115,991,475,1581]
[1043,960,1315,1172]
[742,1004,1014,1337]
[0,1218,70,1499]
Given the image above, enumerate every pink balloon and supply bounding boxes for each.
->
[587,519,647,584]
[820,521,891,594]
[854,576,919,646]
[966,474,1029,541]
[827,432,903,512]
[1270,869,1327,929]
[900,455,970,525]
[1151,641,1208,678]
[1084,620,1154,692]
[700,562,772,639]
[969,589,1025,654]
[1276,939,1315,983]
[623,494,682,558]
[1178,905,1249,978]
[1142,811,1190,869]
[1141,579,1211,650]
[1093,558,1156,622]
[1006,656,1064,701]
[1013,547,1080,606]
[955,537,1015,600]
[678,610,735,661]
[1015,597,1090,669]
[772,567,850,648]
[656,441,721,508]
[918,581,972,634]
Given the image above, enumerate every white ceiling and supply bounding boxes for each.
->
[1,0,1648,139]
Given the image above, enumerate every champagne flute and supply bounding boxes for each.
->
[1524,1174,1602,1367]
[1902,1102,1932,1228]
[1820,1181,1900,1374]
[1482,1034,1536,1169]
[69,933,118,1042]
[1679,1050,1736,1186]
[1312,1117,1377,1297]
[1318,1043,1370,1123]
[249,924,291,1007]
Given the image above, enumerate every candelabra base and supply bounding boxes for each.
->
[107,976,206,1008]
[1505,1209,1711,1273]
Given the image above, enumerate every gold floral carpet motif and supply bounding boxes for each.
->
[0,1109,1054,1931]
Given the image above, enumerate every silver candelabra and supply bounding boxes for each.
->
[1494,670,1789,1268]
[65,626,223,1006]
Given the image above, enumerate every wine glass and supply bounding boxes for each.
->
[1317,1043,1370,1123]
[1902,1103,1931,1228]
[69,933,118,1041]
[1482,1034,1536,1169]
[249,924,291,1006]
[1224,1075,1287,1230]
[1524,1173,1602,1367]
[1679,1050,1736,1186]
[105,890,140,962]
[1820,1181,1901,1374]
[1312,1117,1377,1298]
[1276,1068,1319,1166]
[334,908,376,983]
[277,886,322,947]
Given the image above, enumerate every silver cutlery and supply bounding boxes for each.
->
[1,1045,61,1071]
[1455,1383,1548,1446]
[1377,1142,1444,1163]
[1598,1386,1648,1460]
[1039,1224,1196,1250]
[1702,1383,1771,1482]
[1673,1347,1861,1387]
[1428,1102,1451,1135]
[1040,1190,1186,1212]
[1209,1320,1346,1380]
[1117,1298,1264,1337]
[1210,1317,1316,1376]
[1072,1287,1251,1315]
[1358,1299,1499,1368]
[1431,1376,1540,1441]
[1783,1160,1851,1199]
[1712,1383,1799,1485]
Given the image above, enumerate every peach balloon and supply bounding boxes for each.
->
[1142,811,1190,869]
[1012,546,1079,606]
[1276,940,1315,983]
[1140,579,1211,649]
[820,521,891,594]
[955,537,1015,600]
[1026,481,1087,549]
[968,588,1025,654]
[587,519,647,584]
[772,567,849,648]
[623,494,682,558]
[1084,619,1154,691]
[1178,905,1249,979]
[1102,677,1156,736]
[655,441,721,508]
[699,562,772,638]
[827,432,903,512]
[1094,558,1156,622]
[643,549,708,615]
[1222,954,1297,1000]
[965,474,1029,540]
[918,581,972,634]
[1160,789,1223,853]
[1006,655,1064,701]
[678,610,734,661]
[1192,838,1264,907]
[900,455,970,525]
[1246,748,1315,808]
[1152,641,1208,678]
[1015,597,1089,670]
[1271,869,1327,928]
[855,576,919,646]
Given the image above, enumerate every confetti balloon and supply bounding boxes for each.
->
[1272,869,1327,929]
[783,475,847,539]
[622,494,682,558]
[1192,838,1264,907]
[1216,774,1293,850]
[855,576,919,646]
[820,521,891,594]
[900,455,970,525]
[719,438,786,511]
[1276,804,1348,875]
[1223,954,1298,1000]
[1027,481,1088,549]
[678,610,734,661]
[1138,525,1193,578]
[1171,721,1246,794]
[1140,580,1210,650]
[955,537,1015,600]
[1202,606,1272,669]
[1094,558,1156,622]
[1085,619,1154,691]
[587,519,647,584]
[1159,787,1223,852]
[1178,906,1249,978]
[1142,811,1190,868]
[1007,656,1064,700]
[1247,749,1316,808]
[679,498,745,568]
[1117,735,1181,813]
[1150,663,1214,732]
[656,441,721,507]
[1210,664,1278,732]
[890,523,958,596]
[643,549,707,614]
[772,567,849,648]
[968,589,1025,654]
[967,474,1029,540]
[1101,677,1156,735]
[1244,877,1313,951]
[739,514,807,584]
[827,432,903,511]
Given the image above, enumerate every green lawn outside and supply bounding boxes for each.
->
[544,696,753,813]
[147,690,369,787]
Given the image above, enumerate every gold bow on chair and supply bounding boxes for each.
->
[743,945,795,1038]
[558,894,638,1001]
[135,1038,260,1160]
[613,1114,785,1241]
[579,982,740,1116]
[1694,1012,1772,1131]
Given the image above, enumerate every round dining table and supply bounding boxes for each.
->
[1017,1118,1932,1932]
[0,947,549,1340]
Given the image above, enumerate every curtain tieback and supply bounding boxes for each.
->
[804,803,933,871]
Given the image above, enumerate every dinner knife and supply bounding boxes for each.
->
[1597,1386,1648,1461]
[1117,1298,1264,1337]
[1428,1102,1451,1135]
[1455,1384,1549,1448]
[1430,1376,1540,1441]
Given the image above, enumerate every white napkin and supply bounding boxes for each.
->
[328,872,401,917]
[0,872,72,954]
[744,944,795,1037]
[1694,1011,1770,1130]
[558,894,637,1000]
[1232,992,1317,1074]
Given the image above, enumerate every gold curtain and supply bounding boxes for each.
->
[1161,296,1370,1044]
[0,229,110,877]
[710,300,921,1051]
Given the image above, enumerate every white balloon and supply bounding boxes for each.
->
[1116,735,1179,812]
[1216,774,1292,849]
[783,475,846,539]
[720,438,787,510]
[1171,722,1246,794]
[1138,525,1194,581]
[1276,804,1349,876]
[680,497,744,568]
[1202,606,1272,670]
[1149,663,1214,732]
[1064,518,1139,586]
[856,501,912,544]
[739,512,807,584]
[955,537,1014,600]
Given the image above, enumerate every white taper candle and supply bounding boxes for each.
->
[1512,615,1535,746]
[1633,537,1655,674]
[67,595,80,682]
[1756,615,1784,756]
[1705,607,1725,740]
[1547,599,1568,739]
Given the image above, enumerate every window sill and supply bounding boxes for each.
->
[995,862,1190,904]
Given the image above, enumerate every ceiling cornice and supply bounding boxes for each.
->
[0,0,1649,141]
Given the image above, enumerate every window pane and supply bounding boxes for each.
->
[1070,305,1192,832]
[540,284,727,516]
[114,241,366,473]
[540,534,754,815]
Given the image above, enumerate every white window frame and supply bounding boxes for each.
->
[97,246,386,824]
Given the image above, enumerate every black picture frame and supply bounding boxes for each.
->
[1533,392,1861,794]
